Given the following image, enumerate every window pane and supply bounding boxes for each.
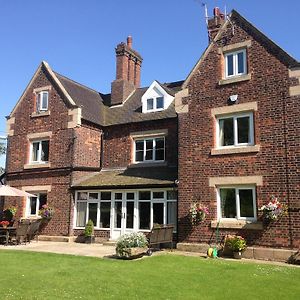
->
[167,202,177,231]
[36,93,41,112]
[135,151,144,162]
[239,189,254,218]
[126,202,134,229]
[153,203,164,225]
[220,188,236,218]
[42,92,48,110]
[88,203,98,226]
[126,192,135,200]
[139,191,151,200]
[101,192,111,200]
[78,192,88,200]
[145,139,153,160]
[155,138,164,149]
[76,202,87,227]
[219,118,234,146]
[30,197,37,215]
[41,140,49,161]
[39,194,47,209]
[147,98,154,110]
[32,142,39,162]
[115,193,122,200]
[237,116,250,144]
[155,138,165,161]
[226,54,234,76]
[153,191,164,199]
[237,52,245,74]
[139,202,150,229]
[167,190,178,200]
[89,193,98,200]
[156,97,164,109]
[155,149,164,161]
[114,201,122,228]
[100,202,111,228]
[135,140,144,151]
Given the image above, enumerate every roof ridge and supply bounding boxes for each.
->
[54,71,103,95]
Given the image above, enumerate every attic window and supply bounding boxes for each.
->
[36,91,49,112]
[146,96,164,112]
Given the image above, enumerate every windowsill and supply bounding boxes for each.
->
[74,227,110,231]
[211,220,263,230]
[129,161,168,168]
[31,111,50,118]
[24,162,51,169]
[219,74,251,85]
[211,145,260,156]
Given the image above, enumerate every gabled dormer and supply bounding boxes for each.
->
[141,81,174,113]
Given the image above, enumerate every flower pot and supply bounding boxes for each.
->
[85,236,95,244]
[233,251,243,259]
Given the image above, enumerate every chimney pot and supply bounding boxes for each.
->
[213,7,220,17]
[127,36,132,48]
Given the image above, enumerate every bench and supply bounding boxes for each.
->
[147,224,174,255]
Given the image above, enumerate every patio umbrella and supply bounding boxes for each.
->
[0,185,36,197]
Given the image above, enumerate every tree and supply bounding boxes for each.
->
[0,140,6,174]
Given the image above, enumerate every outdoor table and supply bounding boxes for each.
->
[0,227,17,245]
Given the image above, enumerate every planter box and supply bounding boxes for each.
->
[116,247,146,259]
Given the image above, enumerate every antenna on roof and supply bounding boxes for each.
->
[202,2,209,26]
[225,5,235,36]
[224,5,227,19]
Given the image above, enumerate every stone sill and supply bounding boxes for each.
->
[219,74,251,85]
[129,161,168,168]
[31,111,50,118]
[211,220,263,230]
[211,145,260,156]
[24,163,51,169]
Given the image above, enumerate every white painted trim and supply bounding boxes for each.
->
[141,81,174,113]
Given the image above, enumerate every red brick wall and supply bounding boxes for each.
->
[178,20,299,248]
[102,119,178,168]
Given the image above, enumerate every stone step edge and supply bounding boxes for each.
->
[176,242,298,262]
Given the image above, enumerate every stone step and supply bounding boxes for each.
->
[38,235,74,243]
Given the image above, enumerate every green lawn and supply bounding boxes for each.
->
[0,251,299,299]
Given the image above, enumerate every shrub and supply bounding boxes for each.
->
[84,220,94,237]
[225,235,247,252]
[116,232,148,257]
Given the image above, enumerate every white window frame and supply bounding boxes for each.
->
[146,96,164,112]
[134,136,165,163]
[225,49,247,78]
[30,139,50,164]
[216,112,254,148]
[26,192,47,217]
[37,91,49,112]
[217,186,257,221]
[74,189,177,232]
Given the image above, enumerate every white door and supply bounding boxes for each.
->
[111,192,136,240]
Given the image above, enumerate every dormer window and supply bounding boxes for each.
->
[142,81,174,113]
[146,96,164,112]
[37,91,49,112]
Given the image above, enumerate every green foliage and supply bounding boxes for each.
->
[116,232,148,256]
[0,141,5,156]
[84,219,94,237]
[0,251,299,299]
[226,235,247,252]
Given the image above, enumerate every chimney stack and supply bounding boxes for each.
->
[207,7,225,43]
[111,36,143,106]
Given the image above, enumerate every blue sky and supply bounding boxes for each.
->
[0,0,299,168]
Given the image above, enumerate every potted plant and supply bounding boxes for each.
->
[38,204,55,220]
[189,202,209,225]
[259,196,287,222]
[0,220,10,228]
[225,235,247,259]
[116,232,148,259]
[84,219,95,244]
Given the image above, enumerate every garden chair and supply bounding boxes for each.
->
[26,219,42,243]
[9,222,30,245]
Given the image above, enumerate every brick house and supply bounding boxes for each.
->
[3,9,299,249]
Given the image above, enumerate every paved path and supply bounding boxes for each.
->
[0,241,116,258]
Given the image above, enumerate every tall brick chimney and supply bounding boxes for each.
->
[110,36,143,106]
[207,7,225,43]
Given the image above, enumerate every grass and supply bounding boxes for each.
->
[0,251,299,299]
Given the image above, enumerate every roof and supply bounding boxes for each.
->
[55,71,182,126]
[72,166,178,189]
